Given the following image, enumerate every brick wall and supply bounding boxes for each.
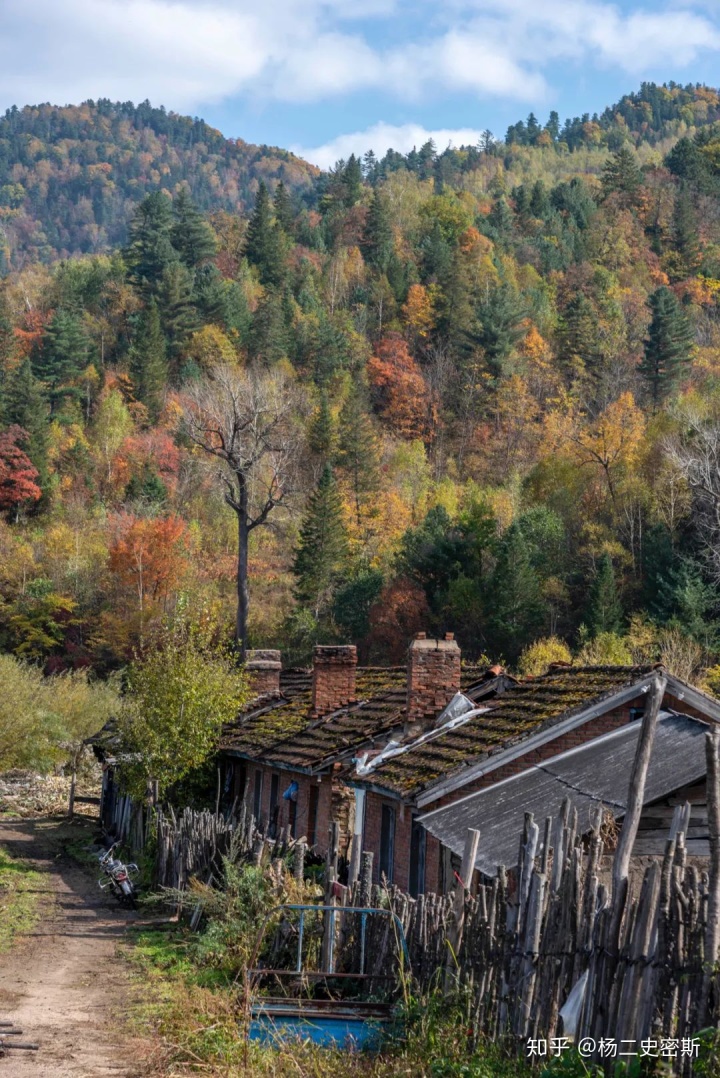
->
[246,649,282,695]
[238,761,335,851]
[406,633,461,732]
[312,645,357,714]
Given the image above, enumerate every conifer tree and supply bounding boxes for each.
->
[601,146,644,207]
[639,286,694,406]
[670,186,700,280]
[244,182,285,286]
[342,155,363,207]
[1,358,49,490]
[157,262,198,376]
[124,192,177,295]
[335,391,381,529]
[171,187,217,269]
[33,309,90,411]
[308,391,335,458]
[249,288,290,364]
[586,552,623,637]
[292,463,349,618]
[488,528,544,660]
[272,181,294,235]
[363,189,394,273]
[129,302,168,420]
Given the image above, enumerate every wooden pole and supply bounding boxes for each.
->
[445,827,481,992]
[702,725,720,1019]
[613,673,667,888]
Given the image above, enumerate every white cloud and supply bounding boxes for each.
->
[0,0,717,118]
[293,122,488,170]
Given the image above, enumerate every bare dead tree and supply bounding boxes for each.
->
[666,404,720,581]
[181,364,304,658]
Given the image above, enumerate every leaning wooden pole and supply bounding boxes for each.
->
[613,672,667,887]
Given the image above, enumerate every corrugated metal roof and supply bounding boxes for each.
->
[418,711,710,875]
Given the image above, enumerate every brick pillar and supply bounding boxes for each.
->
[406,632,461,735]
[311,645,357,714]
[246,649,282,696]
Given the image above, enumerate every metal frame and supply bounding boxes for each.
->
[247,903,410,984]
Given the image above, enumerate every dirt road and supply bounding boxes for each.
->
[0,818,143,1078]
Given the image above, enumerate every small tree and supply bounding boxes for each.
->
[182,364,303,657]
[586,552,624,637]
[118,620,250,798]
[292,463,349,620]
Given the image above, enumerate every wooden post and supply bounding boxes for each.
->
[321,822,341,972]
[68,767,77,820]
[445,828,480,992]
[613,673,667,889]
[701,725,720,1020]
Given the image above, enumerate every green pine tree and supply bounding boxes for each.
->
[272,181,294,235]
[488,528,544,660]
[601,146,644,206]
[670,186,700,281]
[157,262,198,377]
[308,391,335,457]
[292,464,350,618]
[33,309,90,411]
[244,182,285,286]
[124,192,177,295]
[639,286,694,406]
[249,288,291,364]
[171,187,217,269]
[363,189,394,273]
[129,301,168,420]
[335,391,381,529]
[586,553,624,637]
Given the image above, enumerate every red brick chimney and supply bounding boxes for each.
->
[311,645,357,714]
[405,632,461,735]
[246,649,282,696]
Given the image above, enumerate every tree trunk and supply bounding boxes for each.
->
[236,478,250,661]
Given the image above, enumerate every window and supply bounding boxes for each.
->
[289,795,298,837]
[629,706,645,722]
[409,817,426,897]
[379,804,396,883]
[253,769,263,822]
[269,773,279,838]
[308,783,319,847]
[233,762,247,804]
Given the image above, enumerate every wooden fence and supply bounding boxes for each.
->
[108,675,720,1065]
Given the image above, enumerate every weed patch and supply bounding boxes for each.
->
[0,844,44,953]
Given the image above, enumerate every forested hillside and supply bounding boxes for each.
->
[0,100,318,269]
[3,81,720,683]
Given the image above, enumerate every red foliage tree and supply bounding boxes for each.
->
[367,332,436,440]
[0,426,42,515]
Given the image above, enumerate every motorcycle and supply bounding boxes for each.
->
[98,842,139,908]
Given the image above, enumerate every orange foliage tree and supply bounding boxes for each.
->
[108,513,189,628]
[367,333,436,440]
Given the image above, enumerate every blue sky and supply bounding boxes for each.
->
[2,0,720,168]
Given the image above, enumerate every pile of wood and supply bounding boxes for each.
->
[0,1020,38,1058]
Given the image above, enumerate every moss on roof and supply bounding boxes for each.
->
[359,665,660,799]
[220,664,487,769]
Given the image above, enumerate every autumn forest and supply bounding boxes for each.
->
[2,82,720,698]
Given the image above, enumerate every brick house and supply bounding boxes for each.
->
[346,641,720,895]
[219,634,720,897]
[217,641,496,865]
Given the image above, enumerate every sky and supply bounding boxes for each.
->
[1,0,720,169]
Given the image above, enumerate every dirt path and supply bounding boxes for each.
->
[0,817,144,1077]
